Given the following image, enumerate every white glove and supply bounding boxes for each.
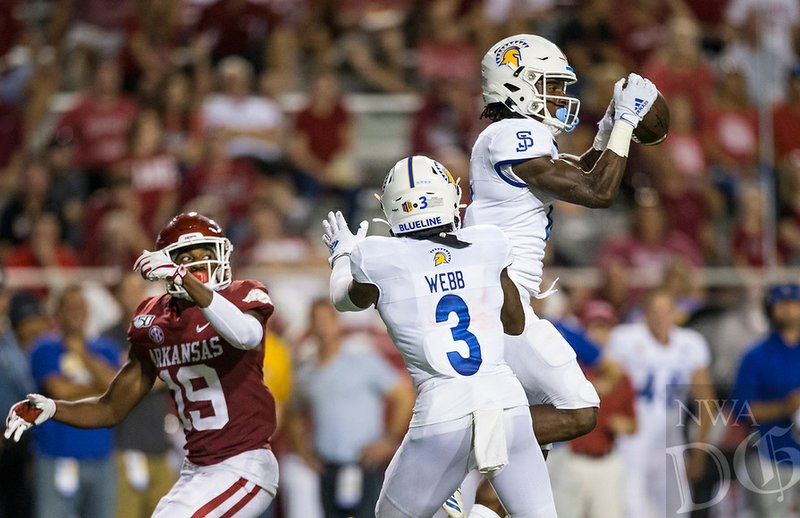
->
[613,73,657,128]
[592,99,615,151]
[4,394,56,442]
[321,211,368,267]
[133,249,188,286]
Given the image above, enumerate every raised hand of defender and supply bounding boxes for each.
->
[133,249,188,286]
[321,211,368,266]
[613,73,657,128]
[4,394,56,442]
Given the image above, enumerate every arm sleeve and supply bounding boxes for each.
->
[330,243,375,312]
[488,121,558,184]
[330,256,361,312]
[201,291,264,350]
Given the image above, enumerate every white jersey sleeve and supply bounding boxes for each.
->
[350,244,374,284]
[487,118,558,185]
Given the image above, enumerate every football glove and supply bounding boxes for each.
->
[321,211,368,267]
[133,249,188,286]
[4,394,56,442]
[613,73,657,128]
[592,99,615,151]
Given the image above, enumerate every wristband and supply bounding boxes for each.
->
[606,121,634,158]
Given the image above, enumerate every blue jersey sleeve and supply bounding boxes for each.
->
[554,322,601,368]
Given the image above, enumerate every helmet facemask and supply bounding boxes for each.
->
[162,235,232,299]
[518,70,580,134]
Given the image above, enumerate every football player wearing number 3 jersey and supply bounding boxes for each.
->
[323,155,557,518]
[4,212,280,517]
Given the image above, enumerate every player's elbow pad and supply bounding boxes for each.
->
[330,257,361,312]
[201,292,264,350]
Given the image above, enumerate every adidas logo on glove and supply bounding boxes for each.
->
[634,97,649,114]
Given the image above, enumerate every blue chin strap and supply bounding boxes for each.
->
[555,107,579,133]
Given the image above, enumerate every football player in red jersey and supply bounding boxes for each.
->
[4,212,279,517]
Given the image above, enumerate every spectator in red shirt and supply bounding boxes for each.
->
[596,189,704,280]
[182,130,262,238]
[549,300,636,518]
[5,213,79,272]
[156,72,204,166]
[54,57,138,192]
[112,109,180,235]
[642,17,714,124]
[193,0,283,71]
[51,0,135,57]
[120,0,185,98]
[773,67,800,164]
[730,183,784,268]
[287,71,361,219]
[778,157,800,265]
[702,64,760,180]
[81,175,150,267]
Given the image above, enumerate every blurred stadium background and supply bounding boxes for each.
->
[0,0,799,517]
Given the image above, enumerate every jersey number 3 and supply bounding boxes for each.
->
[436,294,482,376]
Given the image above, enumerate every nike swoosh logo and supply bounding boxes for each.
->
[196,323,210,333]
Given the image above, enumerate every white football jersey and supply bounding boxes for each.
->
[608,322,711,434]
[464,118,558,296]
[349,225,528,427]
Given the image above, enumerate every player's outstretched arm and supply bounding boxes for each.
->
[54,351,157,428]
[322,211,378,311]
[512,73,657,208]
[4,352,156,441]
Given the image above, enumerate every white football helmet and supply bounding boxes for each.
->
[481,34,580,134]
[380,156,461,236]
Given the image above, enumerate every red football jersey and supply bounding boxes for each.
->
[128,279,276,466]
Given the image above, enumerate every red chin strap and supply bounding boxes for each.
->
[191,270,209,283]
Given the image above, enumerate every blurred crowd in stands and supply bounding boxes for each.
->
[0,0,799,517]
[0,0,797,279]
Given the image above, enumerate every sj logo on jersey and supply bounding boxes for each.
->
[516,131,534,152]
[431,248,451,267]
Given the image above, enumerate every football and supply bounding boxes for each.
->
[632,91,670,146]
